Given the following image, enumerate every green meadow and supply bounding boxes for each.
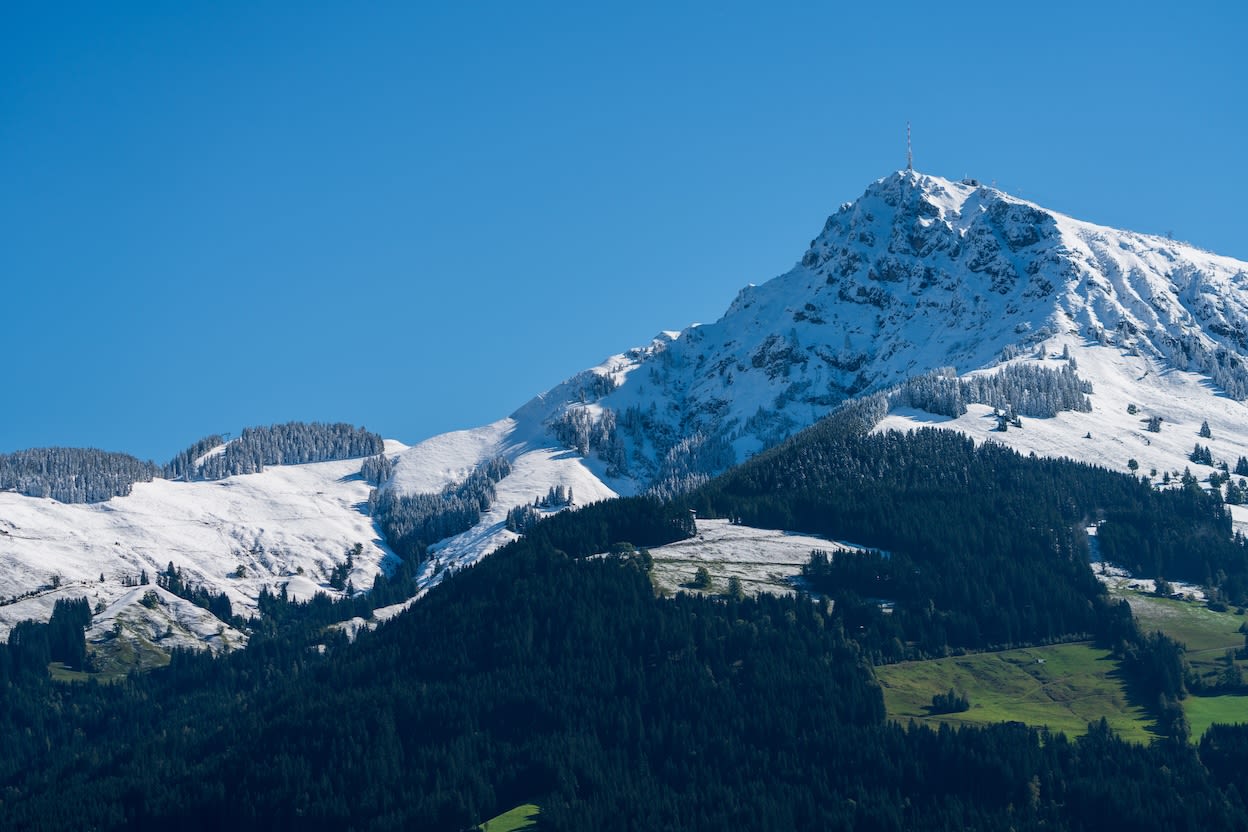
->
[479,803,541,832]
[1109,588,1247,737]
[1115,590,1245,680]
[875,642,1157,743]
[1184,694,1248,738]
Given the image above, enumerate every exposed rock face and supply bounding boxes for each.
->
[537,171,1248,491]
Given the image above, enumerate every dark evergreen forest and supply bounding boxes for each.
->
[2,524,1246,830]
[689,408,1248,617]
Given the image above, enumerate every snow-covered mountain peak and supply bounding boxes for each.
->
[853,169,978,219]
[482,170,1248,498]
[11,170,1248,652]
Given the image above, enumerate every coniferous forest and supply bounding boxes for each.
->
[170,422,384,481]
[0,423,385,503]
[2,522,1245,830]
[2,406,1248,830]
[0,447,160,503]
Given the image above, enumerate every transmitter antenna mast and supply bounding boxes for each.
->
[906,122,913,171]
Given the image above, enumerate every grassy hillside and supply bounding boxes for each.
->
[875,642,1157,744]
[479,803,540,832]
[1186,695,1248,739]
[1106,587,1247,737]
[874,581,1247,744]
[1114,590,1246,678]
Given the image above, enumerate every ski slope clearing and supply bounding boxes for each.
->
[477,803,541,832]
[88,585,246,653]
[83,585,248,674]
[1094,562,1208,604]
[641,519,868,597]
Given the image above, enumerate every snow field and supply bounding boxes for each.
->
[640,519,868,598]
[87,584,247,654]
[876,337,1248,495]
[0,451,398,640]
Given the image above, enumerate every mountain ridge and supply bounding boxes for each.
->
[378,169,1248,579]
[7,169,1248,654]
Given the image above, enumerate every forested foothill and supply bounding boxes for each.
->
[688,396,1248,733]
[694,425,1248,651]
[2,500,1245,830]
[2,401,1248,829]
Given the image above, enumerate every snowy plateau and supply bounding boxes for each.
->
[8,169,1248,659]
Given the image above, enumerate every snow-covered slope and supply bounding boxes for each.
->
[581,171,1248,477]
[877,337,1248,536]
[639,519,869,599]
[0,443,406,642]
[389,418,623,582]
[87,585,248,656]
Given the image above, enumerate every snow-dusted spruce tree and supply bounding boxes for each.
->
[538,485,574,508]
[505,503,542,534]
[360,453,393,486]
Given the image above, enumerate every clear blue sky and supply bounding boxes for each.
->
[3,1,1245,462]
